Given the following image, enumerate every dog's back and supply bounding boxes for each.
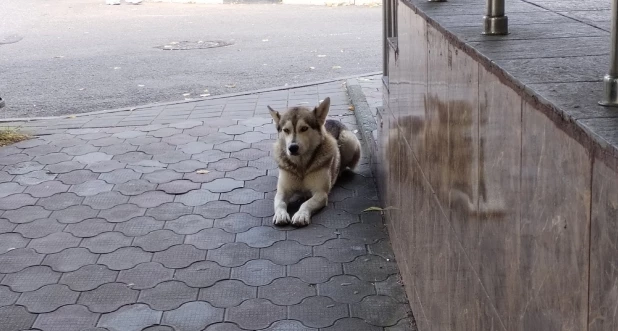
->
[324,119,361,171]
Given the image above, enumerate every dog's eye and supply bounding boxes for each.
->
[283,129,290,134]
[300,126,308,132]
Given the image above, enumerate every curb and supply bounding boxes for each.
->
[346,77,379,166]
[1,72,382,124]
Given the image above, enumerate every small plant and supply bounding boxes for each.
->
[0,127,29,147]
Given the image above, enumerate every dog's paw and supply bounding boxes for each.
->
[273,209,290,226]
[291,210,311,227]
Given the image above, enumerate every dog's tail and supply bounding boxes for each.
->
[339,129,361,170]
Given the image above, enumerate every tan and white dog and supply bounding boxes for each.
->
[268,97,361,226]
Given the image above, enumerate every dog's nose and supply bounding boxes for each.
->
[288,144,299,155]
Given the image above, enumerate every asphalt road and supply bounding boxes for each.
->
[0,0,381,119]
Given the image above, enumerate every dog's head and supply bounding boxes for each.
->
[268,97,331,157]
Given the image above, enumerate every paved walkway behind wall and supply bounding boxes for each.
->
[0,80,414,331]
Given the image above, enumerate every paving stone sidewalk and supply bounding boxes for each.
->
[0,80,414,331]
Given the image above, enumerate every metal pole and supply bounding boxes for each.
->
[600,0,618,106]
[483,0,508,35]
[428,0,446,2]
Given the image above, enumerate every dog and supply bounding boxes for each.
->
[268,97,361,226]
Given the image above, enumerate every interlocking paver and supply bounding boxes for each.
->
[161,301,224,331]
[185,228,234,250]
[260,240,312,265]
[1,266,61,292]
[207,158,247,172]
[32,304,100,331]
[288,257,342,284]
[194,200,240,219]
[60,264,118,291]
[65,218,113,237]
[174,260,229,287]
[289,296,348,328]
[114,216,163,237]
[2,205,51,224]
[213,213,261,233]
[376,275,408,303]
[57,169,98,185]
[164,215,213,234]
[231,259,285,286]
[323,318,382,331]
[198,280,255,308]
[226,299,286,330]
[97,304,162,331]
[0,79,412,331]
[78,282,139,313]
[153,150,191,164]
[235,226,285,248]
[146,202,193,221]
[0,182,25,198]
[42,247,99,272]
[17,284,79,313]
[0,233,29,252]
[207,242,259,267]
[28,232,81,254]
[259,277,316,305]
[0,285,19,307]
[98,247,152,271]
[83,192,128,210]
[134,229,184,252]
[13,170,56,186]
[70,179,114,196]
[351,295,410,327]
[0,193,38,210]
[0,305,37,331]
[314,238,366,263]
[99,204,145,223]
[99,168,142,184]
[220,187,263,204]
[15,218,66,239]
[117,262,174,290]
[139,281,198,311]
[143,169,184,184]
[81,232,133,253]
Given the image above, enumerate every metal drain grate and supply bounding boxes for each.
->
[155,40,233,50]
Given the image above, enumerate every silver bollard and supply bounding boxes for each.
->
[483,0,508,35]
[600,0,618,107]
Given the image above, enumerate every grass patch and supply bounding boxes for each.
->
[0,127,30,147]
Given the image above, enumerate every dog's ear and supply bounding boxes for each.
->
[314,97,330,125]
[268,106,281,130]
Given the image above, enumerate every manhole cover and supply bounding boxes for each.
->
[155,40,232,50]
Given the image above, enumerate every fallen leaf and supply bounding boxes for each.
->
[332,66,341,69]
[317,55,326,58]
[348,105,355,111]
[309,66,315,70]
[200,94,210,97]
[262,39,269,42]
[196,169,210,174]
[183,93,191,96]
[353,129,358,134]
[225,84,236,88]
[138,84,145,87]
[113,67,121,70]
[54,55,64,58]
[67,115,77,119]
[203,89,209,92]
[78,88,85,91]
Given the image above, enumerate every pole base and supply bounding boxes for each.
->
[599,74,618,107]
[483,16,508,35]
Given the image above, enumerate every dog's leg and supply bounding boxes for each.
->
[273,189,291,225]
[291,170,330,226]
[292,191,328,226]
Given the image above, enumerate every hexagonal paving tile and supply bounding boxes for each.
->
[28,232,81,254]
[235,226,285,248]
[185,228,235,250]
[98,247,153,271]
[220,188,263,204]
[164,215,213,234]
[83,192,129,210]
[99,168,142,184]
[2,205,51,224]
[16,284,79,313]
[288,257,342,284]
[97,304,162,331]
[194,201,240,219]
[151,244,207,269]
[0,182,24,198]
[57,169,99,185]
[42,247,99,272]
[260,240,312,265]
[78,282,139,313]
[206,242,259,267]
[14,218,65,239]
[70,180,114,197]
[138,281,198,311]
[0,305,38,331]
[0,194,38,210]
[143,169,183,184]
[81,232,133,253]
[322,318,382,331]
[175,190,220,206]
[314,238,367,263]
[174,260,229,287]
[1,265,61,292]
[350,295,410,327]
[158,180,201,194]
[161,301,224,331]
[65,218,114,238]
[213,213,261,233]
[59,264,119,291]
[129,191,175,208]
[288,296,348,328]
[114,216,163,237]
[208,158,247,172]
[344,255,398,282]
[231,259,285,286]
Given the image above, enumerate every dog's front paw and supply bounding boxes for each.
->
[291,210,311,227]
[273,209,290,226]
